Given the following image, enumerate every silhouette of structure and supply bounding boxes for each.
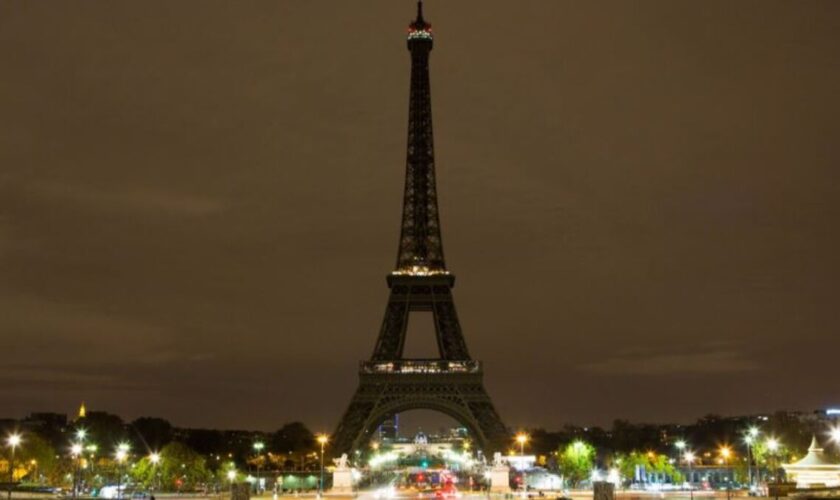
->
[331,2,508,456]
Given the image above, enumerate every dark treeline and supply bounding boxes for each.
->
[1,411,318,470]
[528,411,827,458]
[2,408,832,464]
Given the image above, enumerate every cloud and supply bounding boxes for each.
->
[0,366,149,391]
[579,348,759,375]
[26,181,225,217]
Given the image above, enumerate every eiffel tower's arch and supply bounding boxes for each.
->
[354,395,488,452]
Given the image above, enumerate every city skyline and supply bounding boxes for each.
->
[1,0,839,432]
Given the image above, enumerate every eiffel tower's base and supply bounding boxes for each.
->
[331,360,508,456]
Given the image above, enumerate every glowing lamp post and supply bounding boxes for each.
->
[71,443,84,499]
[316,434,329,498]
[515,433,529,456]
[829,427,840,448]
[674,441,686,489]
[149,452,161,491]
[684,451,696,500]
[253,442,265,495]
[6,434,21,500]
[719,446,732,500]
[115,443,130,499]
[745,427,759,488]
[766,438,781,500]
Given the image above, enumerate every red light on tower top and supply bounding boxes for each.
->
[408,1,432,41]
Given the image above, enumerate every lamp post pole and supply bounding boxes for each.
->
[745,427,759,491]
[253,442,265,495]
[316,435,329,498]
[115,443,129,500]
[675,441,686,490]
[6,435,21,500]
[766,438,780,500]
[684,452,695,500]
[71,444,83,500]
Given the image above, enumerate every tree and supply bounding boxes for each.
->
[557,441,595,487]
[131,418,174,450]
[614,451,682,486]
[271,423,315,454]
[131,442,211,492]
[0,433,60,484]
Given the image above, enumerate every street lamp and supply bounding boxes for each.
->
[253,441,265,495]
[745,427,760,489]
[227,468,237,495]
[149,453,161,492]
[6,433,22,500]
[115,443,130,500]
[829,427,840,447]
[766,438,781,500]
[316,434,329,498]
[684,451,695,500]
[71,443,84,499]
[675,440,686,485]
[29,460,37,486]
[85,444,98,481]
[719,446,732,500]
[515,433,529,456]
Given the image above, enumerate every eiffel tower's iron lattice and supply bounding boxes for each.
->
[331,2,508,456]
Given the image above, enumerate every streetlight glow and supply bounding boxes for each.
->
[720,446,732,459]
[766,438,780,452]
[515,432,529,457]
[829,427,840,445]
[684,451,695,463]
[71,443,83,456]
[149,452,161,464]
[675,440,686,450]
[6,434,21,449]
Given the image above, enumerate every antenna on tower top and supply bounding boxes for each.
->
[416,1,424,22]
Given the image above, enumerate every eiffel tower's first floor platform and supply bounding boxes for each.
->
[331,360,508,456]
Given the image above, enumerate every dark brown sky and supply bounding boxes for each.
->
[1,1,839,433]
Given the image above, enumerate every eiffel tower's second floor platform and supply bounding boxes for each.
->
[360,359,480,375]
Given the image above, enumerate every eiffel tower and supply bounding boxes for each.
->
[331,2,508,456]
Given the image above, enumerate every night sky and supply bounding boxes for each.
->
[1,1,839,433]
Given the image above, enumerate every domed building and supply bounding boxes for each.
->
[783,436,840,488]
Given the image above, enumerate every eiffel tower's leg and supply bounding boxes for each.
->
[431,287,471,360]
[371,287,410,360]
[467,398,510,451]
[331,385,380,457]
